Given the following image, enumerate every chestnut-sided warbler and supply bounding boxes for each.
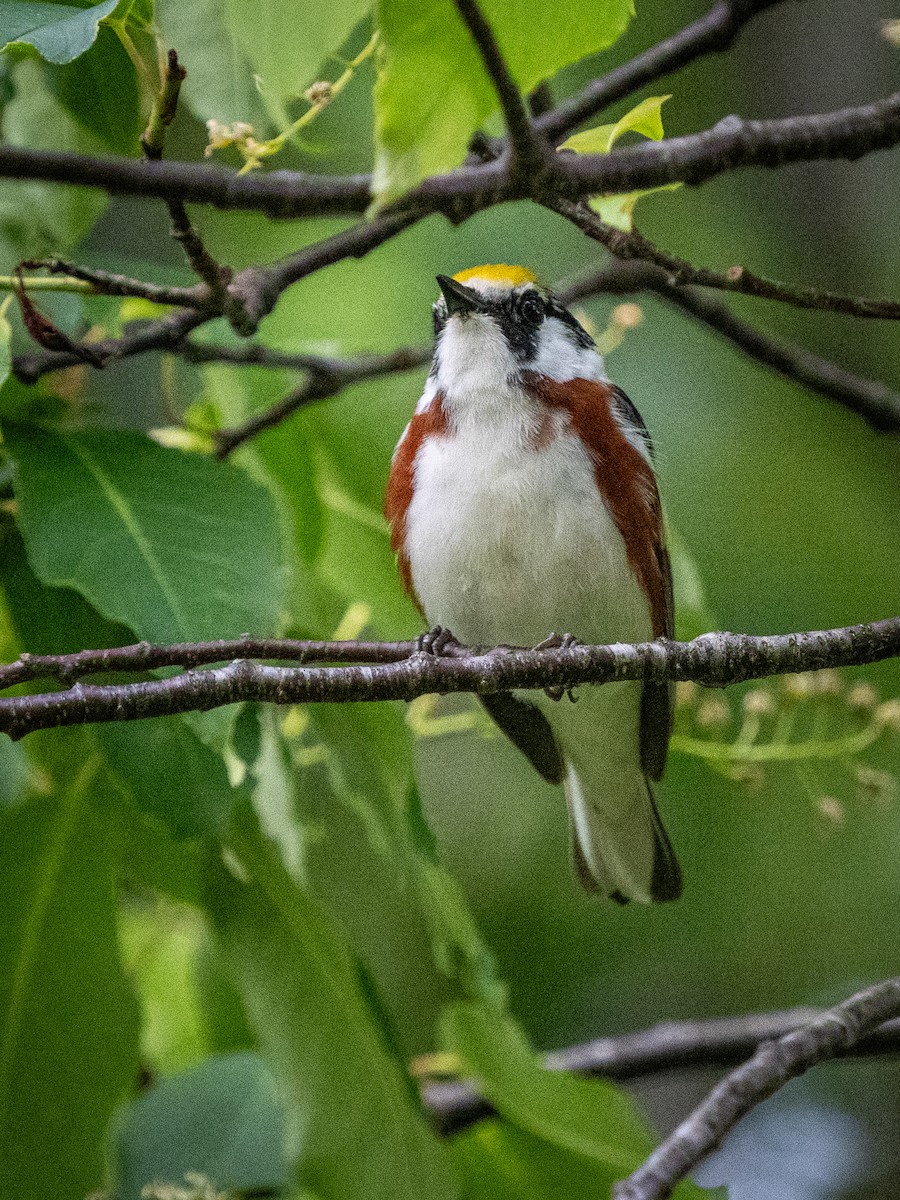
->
[385,265,680,903]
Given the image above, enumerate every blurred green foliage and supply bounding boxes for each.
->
[0,1,898,1199]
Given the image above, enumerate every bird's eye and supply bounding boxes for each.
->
[518,293,544,326]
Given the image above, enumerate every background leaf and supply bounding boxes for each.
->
[221,0,372,126]
[114,1051,288,1200]
[443,1003,710,1200]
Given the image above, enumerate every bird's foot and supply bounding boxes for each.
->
[534,632,581,702]
[415,625,460,656]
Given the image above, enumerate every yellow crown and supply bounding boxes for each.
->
[452,264,538,288]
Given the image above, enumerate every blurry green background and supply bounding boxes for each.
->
[2,0,900,1196]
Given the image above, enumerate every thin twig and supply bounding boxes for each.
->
[613,978,900,1200]
[13,306,208,384]
[423,1005,900,1136]
[0,617,897,739]
[554,202,900,319]
[12,211,420,381]
[141,50,240,327]
[536,0,791,143]
[451,0,546,178]
[211,345,430,456]
[18,257,208,309]
[567,259,900,433]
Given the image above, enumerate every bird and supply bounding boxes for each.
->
[384,264,680,903]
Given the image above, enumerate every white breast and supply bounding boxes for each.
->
[404,393,653,650]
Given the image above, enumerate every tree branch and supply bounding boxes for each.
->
[451,0,546,178]
[553,202,900,319]
[211,345,431,457]
[13,305,209,384]
[536,0,791,143]
[569,260,900,433]
[0,617,897,740]
[2,92,899,220]
[18,257,208,309]
[423,1004,900,1137]
[613,978,900,1200]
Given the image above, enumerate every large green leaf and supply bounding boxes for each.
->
[7,426,285,643]
[443,1003,712,1200]
[206,801,458,1200]
[114,1051,288,1200]
[221,0,372,126]
[312,702,505,1008]
[0,0,119,63]
[43,22,143,153]
[99,716,239,836]
[374,0,634,204]
[0,788,139,1200]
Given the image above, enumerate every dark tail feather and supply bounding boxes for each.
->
[649,791,682,902]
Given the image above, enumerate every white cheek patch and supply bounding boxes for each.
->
[531,317,607,382]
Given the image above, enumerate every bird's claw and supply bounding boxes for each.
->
[535,632,580,702]
[415,625,460,656]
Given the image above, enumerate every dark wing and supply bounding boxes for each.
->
[479,692,565,785]
[610,386,673,780]
[640,540,675,780]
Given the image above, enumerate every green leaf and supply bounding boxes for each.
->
[99,716,239,837]
[43,22,143,153]
[0,787,140,1200]
[221,0,372,126]
[0,0,119,63]
[0,304,11,394]
[589,183,682,232]
[312,702,505,1008]
[113,1051,288,1200]
[451,1121,628,1200]
[443,1003,712,1200]
[119,899,212,1076]
[560,96,679,231]
[443,1003,651,1169]
[7,426,285,643]
[206,801,458,1200]
[559,95,670,155]
[374,0,634,204]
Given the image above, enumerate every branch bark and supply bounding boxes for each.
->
[423,1004,900,1137]
[1,617,897,740]
[613,978,900,1200]
[2,92,899,219]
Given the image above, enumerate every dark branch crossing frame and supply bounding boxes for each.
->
[3,2,900,1195]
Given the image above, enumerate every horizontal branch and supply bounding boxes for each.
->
[20,256,208,309]
[0,617,897,740]
[2,92,899,221]
[614,977,900,1200]
[569,260,900,433]
[555,203,900,319]
[424,1004,900,1137]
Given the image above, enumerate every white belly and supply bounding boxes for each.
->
[404,421,653,650]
